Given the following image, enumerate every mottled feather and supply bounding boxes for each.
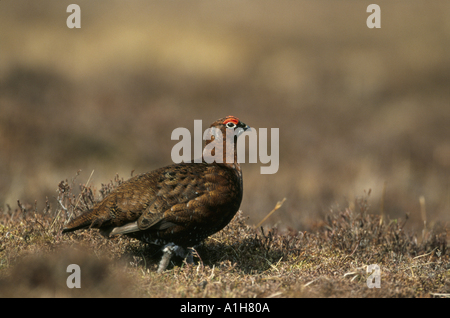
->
[62,116,249,251]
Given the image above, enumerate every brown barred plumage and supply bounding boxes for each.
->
[62,116,249,272]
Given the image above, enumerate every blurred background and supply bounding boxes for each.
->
[1,1,449,232]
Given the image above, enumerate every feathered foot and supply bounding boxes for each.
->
[157,243,194,273]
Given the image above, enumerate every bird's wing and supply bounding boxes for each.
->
[136,163,209,231]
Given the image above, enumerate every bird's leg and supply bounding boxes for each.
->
[157,243,176,273]
[181,247,196,265]
[158,244,199,272]
[173,245,194,265]
[185,249,194,265]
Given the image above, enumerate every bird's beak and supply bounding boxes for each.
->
[241,122,251,132]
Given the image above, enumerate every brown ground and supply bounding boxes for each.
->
[0,179,448,297]
[0,1,449,297]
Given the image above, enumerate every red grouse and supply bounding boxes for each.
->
[62,116,250,272]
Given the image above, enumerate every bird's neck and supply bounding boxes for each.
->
[203,133,240,169]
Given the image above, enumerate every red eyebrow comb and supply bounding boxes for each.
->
[223,116,239,125]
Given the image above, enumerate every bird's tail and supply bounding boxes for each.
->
[61,209,100,234]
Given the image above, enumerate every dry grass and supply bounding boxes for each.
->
[0,176,448,297]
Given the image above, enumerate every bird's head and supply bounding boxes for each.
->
[203,116,250,165]
[207,116,250,141]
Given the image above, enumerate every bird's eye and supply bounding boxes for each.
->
[226,122,236,129]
